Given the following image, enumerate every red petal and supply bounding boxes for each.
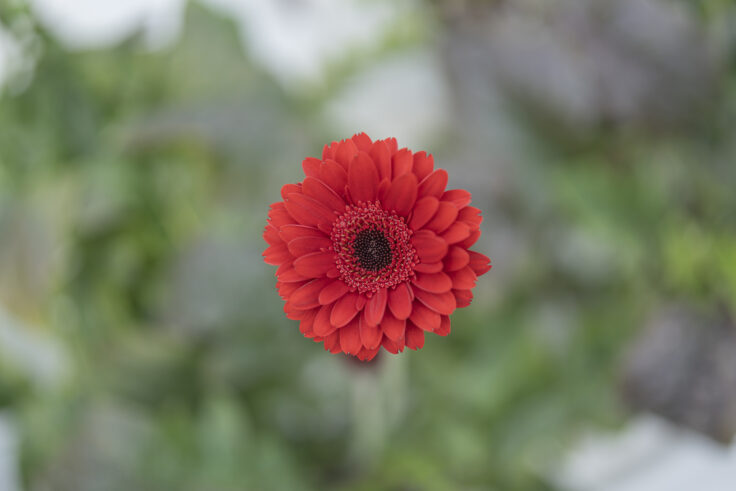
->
[277,281,303,300]
[285,304,308,320]
[279,224,325,242]
[458,206,482,227]
[388,283,413,320]
[444,246,470,272]
[263,243,292,265]
[411,230,448,263]
[450,266,477,290]
[351,132,373,151]
[414,261,443,273]
[318,280,350,305]
[289,278,332,310]
[382,335,404,354]
[277,267,309,283]
[302,157,321,177]
[381,310,406,342]
[414,288,457,315]
[323,330,340,350]
[330,292,360,327]
[409,196,439,231]
[364,288,388,326]
[369,141,392,181]
[335,140,359,169]
[359,315,382,349]
[276,261,293,275]
[268,202,293,227]
[319,160,348,197]
[458,229,480,248]
[322,141,338,160]
[442,189,472,208]
[468,251,492,276]
[409,302,441,332]
[454,289,473,308]
[287,236,331,257]
[405,323,425,350]
[313,304,337,337]
[347,151,379,203]
[356,346,380,361]
[355,294,367,311]
[418,169,448,199]
[391,148,413,177]
[293,252,335,278]
[298,308,319,337]
[328,340,342,354]
[412,272,453,293]
[424,201,459,234]
[412,151,434,181]
[339,318,362,355]
[263,225,281,246]
[281,183,301,200]
[383,173,418,217]
[377,178,390,203]
[285,193,335,228]
[440,222,471,244]
[436,315,451,336]
[297,306,319,325]
[302,177,346,213]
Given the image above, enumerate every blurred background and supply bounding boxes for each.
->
[1,0,736,489]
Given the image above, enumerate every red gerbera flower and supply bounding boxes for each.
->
[263,133,491,361]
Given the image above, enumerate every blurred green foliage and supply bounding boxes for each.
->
[0,1,735,490]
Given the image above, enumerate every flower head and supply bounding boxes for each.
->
[263,133,491,361]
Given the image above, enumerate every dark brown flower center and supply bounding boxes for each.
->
[331,202,418,294]
[353,229,392,272]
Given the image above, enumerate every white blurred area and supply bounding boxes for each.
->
[0,308,68,389]
[0,21,22,88]
[0,413,21,491]
[202,0,398,88]
[23,0,401,87]
[28,0,183,48]
[323,49,449,151]
[554,416,736,491]
[0,307,69,491]
[1,0,445,146]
